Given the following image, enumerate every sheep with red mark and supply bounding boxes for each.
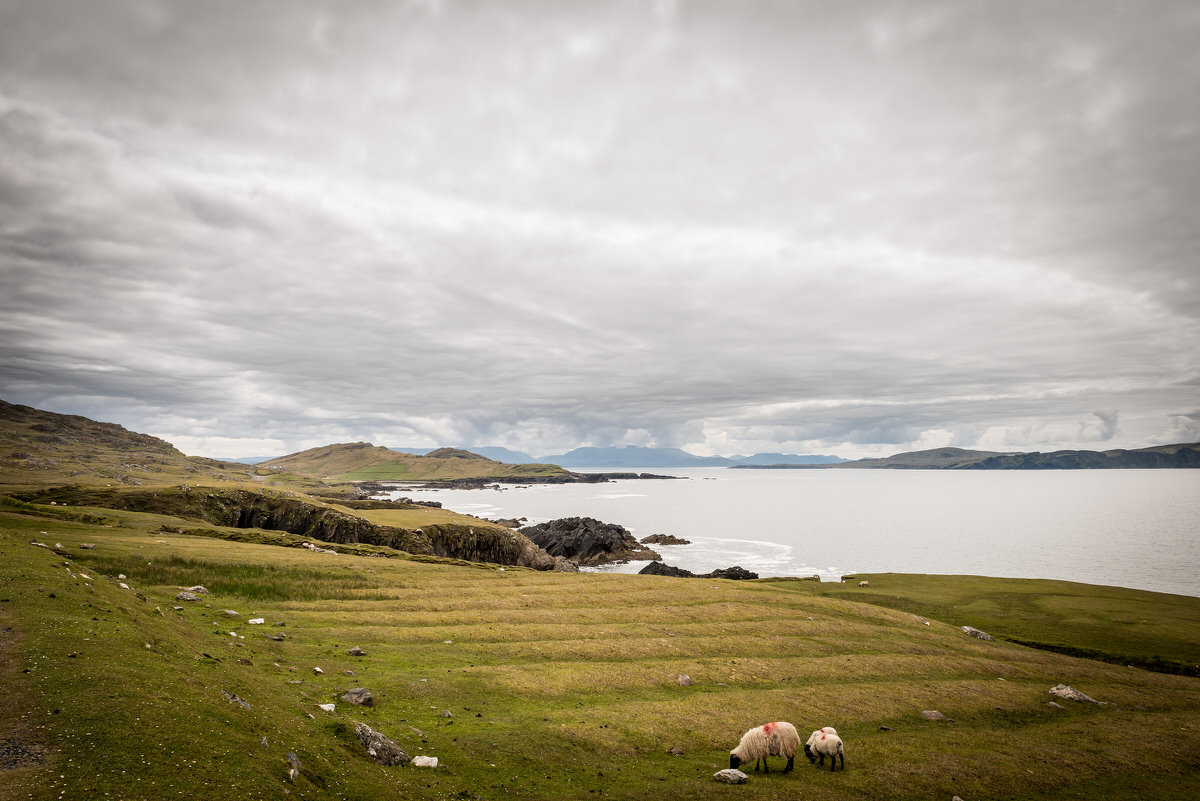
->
[804,726,845,771]
[728,721,800,773]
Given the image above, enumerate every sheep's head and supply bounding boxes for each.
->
[729,753,742,770]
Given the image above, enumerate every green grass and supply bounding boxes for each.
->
[2,503,1199,801]
[802,573,1200,674]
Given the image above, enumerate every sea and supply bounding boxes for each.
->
[375,468,1200,598]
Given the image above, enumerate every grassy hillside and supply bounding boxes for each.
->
[0,399,257,488]
[2,501,1199,801]
[260,442,573,482]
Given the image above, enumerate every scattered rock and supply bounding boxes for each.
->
[317,703,335,712]
[222,690,251,711]
[355,722,411,766]
[921,710,949,720]
[342,688,374,707]
[551,556,579,572]
[1048,701,1067,710]
[285,751,302,782]
[713,768,749,784]
[677,674,693,686]
[440,709,453,718]
[79,543,96,550]
[248,618,265,625]
[313,667,324,675]
[175,591,201,601]
[879,726,895,731]
[1049,684,1099,703]
[260,736,269,750]
[668,746,684,756]
[266,633,286,641]
[411,755,439,768]
[962,626,994,641]
[348,646,366,656]
[222,610,239,617]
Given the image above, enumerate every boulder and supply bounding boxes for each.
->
[182,585,209,594]
[175,591,201,602]
[285,751,302,782]
[1049,684,1099,703]
[348,646,366,656]
[519,517,661,566]
[713,768,749,784]
[355,722,411,766]
[962,626,994,641]
[342,687,374,707]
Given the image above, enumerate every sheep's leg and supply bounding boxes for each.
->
[784,755,794,773]
[762,757,770,773]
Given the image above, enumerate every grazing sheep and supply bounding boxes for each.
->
[858,580,870,587]
[804,727,845,771]
[729,721,800,773]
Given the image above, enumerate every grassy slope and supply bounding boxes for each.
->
[807,573,1200,672]
[2,502,1199,801]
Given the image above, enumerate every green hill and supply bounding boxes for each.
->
[259,442,573,482]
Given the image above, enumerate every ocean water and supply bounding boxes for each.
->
[377,468,1200,597]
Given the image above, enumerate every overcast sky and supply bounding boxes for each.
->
[2,0,1198,460]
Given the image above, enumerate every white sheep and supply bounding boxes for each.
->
[729,721,800,773]
[804,726,845,771]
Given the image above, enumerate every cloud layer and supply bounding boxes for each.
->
[2,0,1198,458]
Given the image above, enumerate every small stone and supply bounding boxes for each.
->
[1048,701,1067,710]
[879,726,895,731]
[248,618,265,625]
[411,755,439,768]
[313,667,323,675]
[182,585,209,594]
[668,746,684,756]
[342,688,374,707]
[266,634,286,641]
[921,710,949,720]
[222,610,240,617]
[440,709,453,718]
[119,583,130,590]
[317,703,335,712]
[348,645,366,656]
[714,768,748,784]
[677,674,692,686]
[79,543,96,550]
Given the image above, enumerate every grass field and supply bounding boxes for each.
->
[2,497,1199,801]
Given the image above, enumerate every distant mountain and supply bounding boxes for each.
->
[530,445,847,468]
[460,446,538,463]
[732,452,848,465]
[748,443,1200,470]
[533,446,733,468]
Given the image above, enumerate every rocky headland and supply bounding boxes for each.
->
[519,516,661,566]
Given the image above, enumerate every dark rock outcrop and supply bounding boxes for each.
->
[640,533,691,545]
[519,517,661,565]
[637,561,759,580]
[639,560,696,578]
